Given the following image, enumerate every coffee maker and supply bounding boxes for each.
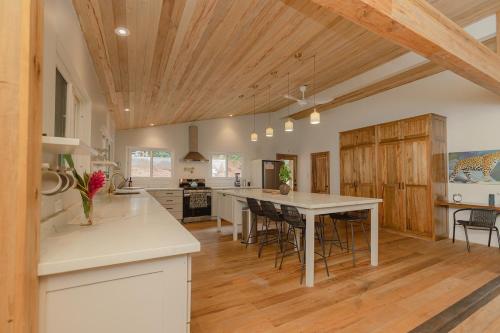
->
[234,173,241,187]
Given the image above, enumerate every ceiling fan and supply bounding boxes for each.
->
[283,84,333,106]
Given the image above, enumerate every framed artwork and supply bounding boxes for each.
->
[448,150,500,184]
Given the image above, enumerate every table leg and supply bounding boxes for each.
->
[217,216,221,232]
[305,211,315,287]
[370,204,379,266]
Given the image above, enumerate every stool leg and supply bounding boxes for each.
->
[488,228,492,247]
[279,227,293,270]
[258,218,269,258]
[316,223,330,277]
[345,221,350,253]
[495,228,500,250]
[292,227,302,263]
[360,221,370,251]
[463,225,471,253]
[351,222,356,266]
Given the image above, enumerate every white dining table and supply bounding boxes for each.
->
[214,189,382,287]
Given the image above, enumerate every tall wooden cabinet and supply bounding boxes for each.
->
[339,126,377,198]
[339,114,448,240]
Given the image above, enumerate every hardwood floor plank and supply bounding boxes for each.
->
[187,221,500,332]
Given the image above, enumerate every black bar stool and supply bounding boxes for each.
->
[259,201,285,265]
[244,197,264,247]
[330,211,370,266]
[280,204,329,284]
[319,214,346,254]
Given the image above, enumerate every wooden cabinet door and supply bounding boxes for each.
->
[377,121,401,143]
[340,131,357,149]
[403,138,432,236]
[356,127,376,146]
[340,148,356,196]
[355,145,376,198]
[401,115,429,138]
[378,142,405,231]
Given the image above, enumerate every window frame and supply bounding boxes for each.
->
[127,146,174,179]
[210,152,243,178]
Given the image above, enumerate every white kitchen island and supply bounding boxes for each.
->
[214,189,382,287]
[39,190,200,333]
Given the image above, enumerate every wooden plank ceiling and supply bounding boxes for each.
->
[73,0,500,129]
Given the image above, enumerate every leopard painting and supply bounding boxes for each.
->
[449,151,500,183]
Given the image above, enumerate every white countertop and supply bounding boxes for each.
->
[215,188,382,209]
[39,190,200,276]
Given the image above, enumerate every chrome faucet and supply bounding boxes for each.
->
[108,171,127,194]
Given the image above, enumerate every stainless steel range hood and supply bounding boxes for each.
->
[182,125,208,162]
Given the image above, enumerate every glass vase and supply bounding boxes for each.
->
[81,199,94,226]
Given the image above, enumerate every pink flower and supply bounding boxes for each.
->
[88,170,106,199]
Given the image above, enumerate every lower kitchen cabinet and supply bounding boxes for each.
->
[215,192,233,223]
[148,189,183,220]
[39,255,192,333]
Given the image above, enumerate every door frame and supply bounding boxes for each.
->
[310,151,330,193]
[276,153,298,191]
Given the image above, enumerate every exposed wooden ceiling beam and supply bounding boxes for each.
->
[291,37,497,120]
[309,0,500,95]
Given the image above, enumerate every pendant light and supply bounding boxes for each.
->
[284,72,294,132]
[250,95,258,142]
[265,85,274,137]
[310,54,320,125]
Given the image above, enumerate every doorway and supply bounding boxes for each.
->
[311,151,330,193]
[276,153,298,191]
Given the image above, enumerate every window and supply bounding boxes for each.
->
[129,149,172,178]
[54,69,68,137]
[211,153,242,178]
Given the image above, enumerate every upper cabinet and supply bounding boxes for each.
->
[401,115,430,138]
[340,126,375,148]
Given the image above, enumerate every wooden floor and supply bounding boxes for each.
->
[187,221,500,332]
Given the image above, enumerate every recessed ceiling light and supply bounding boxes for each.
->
[149,123,155,127]
[124,108,130,112]
[114,27,130,37]
[229,114,233,117]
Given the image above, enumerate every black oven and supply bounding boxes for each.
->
[183,189,212,221]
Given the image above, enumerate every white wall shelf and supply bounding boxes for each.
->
[42,136,98,156]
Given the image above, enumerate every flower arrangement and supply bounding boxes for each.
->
[63,154,106,225]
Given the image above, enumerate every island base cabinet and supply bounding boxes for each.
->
[39,255,192,333]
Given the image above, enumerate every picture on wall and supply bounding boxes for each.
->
[448,149,500,184]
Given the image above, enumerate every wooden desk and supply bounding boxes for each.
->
[436,200,500,212]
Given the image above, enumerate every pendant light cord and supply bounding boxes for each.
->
[287,72,291,117]
[253,94,256,131]
[267,85,271,125]
[313,54,316,107]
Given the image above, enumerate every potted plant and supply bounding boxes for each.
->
[279,164,292,195]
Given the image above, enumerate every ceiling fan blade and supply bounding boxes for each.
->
[316,97,334,105]
[283,94,301,102]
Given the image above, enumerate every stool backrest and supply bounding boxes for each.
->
[470,209,498,228]
[280,204,305,228]
[246,197,263,216]
[260,201,281,221]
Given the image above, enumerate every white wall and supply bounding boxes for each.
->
[271,71,500,246]
[41,0,114,220]
[115,114,274,188]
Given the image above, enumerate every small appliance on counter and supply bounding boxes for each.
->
[179,178,212,223]
[234,173,241,187]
